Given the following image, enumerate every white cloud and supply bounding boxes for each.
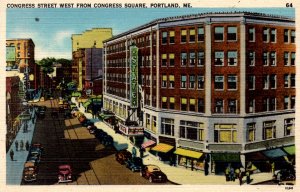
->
[54,30,75,46]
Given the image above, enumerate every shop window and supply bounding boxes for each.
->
[215,75,224,90]
[162,97,168,109]
[161,54,167,66]
[198,51,205,66]
[181,98,187,111]
[215,51,224,66]
[169,53,175,66]
[215,99,223,113]
[161,118,174,136]
[227,75,237,90]
[181,29,187,43]
[189,99,196,112]
[291,30,295,43]
[189,52,196,66]
[189,75,195,89]
[162,31,167,44]
[162,75,167,88]
[248,51,255,66]
[270,29,276,43]
[284,52,289,66]
[214,27,224,41]
[197,75,204,89]
[248,27,255,42]
[214,124,237,143]
[169,75,175,88]
[246,123,256,142]
[249,99,255,113]
[270,52,276,66]
[227,26,237,41]
[189,29,196,42]
[169,31,175,44]
[198,99,204,113]
[228,99,237,113]
[198,27,204,42]
[228,51,237,66]
[270,74,276,89]
[181,52,187,66]
[284,118,294,136]
[263,121,276,140]
[248,75,255,90]
[170,97,175,109]
[181,75,187,88]
[263,28,269,42]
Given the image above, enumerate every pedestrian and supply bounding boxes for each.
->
[204,161,209,176]
[235,168,240,180]
[139,147,144,158]
[15,140,19,151]
[132,147,137,158]
[230,167,235,181]
[271,162,275,175]
[20,140,24,151]
[238,169,243,185]
[10,149,14,161]
[246,171,251,184]
[25,141,30,151]
[225,165,230,181]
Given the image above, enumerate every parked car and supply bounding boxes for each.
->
[94,129,107,141]
[102,135,114,146]
[58,164,72,183]
[140,165,167,183]
[82,119,93,127]
[274,168,296,183]
[23,161,38,182]
[27,149,42,164]
[87,125,97,134]
[30,143,44,153]
[125,157,143,172]
[115,150,132,164]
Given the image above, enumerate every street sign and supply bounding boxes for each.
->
[130,45,138,109]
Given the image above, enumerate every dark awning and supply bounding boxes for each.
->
[245,152,268,161]
[262,148,287,159]
[211,153,240,162]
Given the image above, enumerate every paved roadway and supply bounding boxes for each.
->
[22,99,172,185]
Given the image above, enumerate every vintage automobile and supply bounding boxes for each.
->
[274,168,296,185]
[31,143,44,153]
[140,165,168,183]
[27,148,42,163]
[115,150,132,164]
[102,135,114,146]
[94,129,107,141]
[23,161,38,182]
[58,164,73,183]
[125,157,143,172]
[87,125,97,134]
[82,119,93,127]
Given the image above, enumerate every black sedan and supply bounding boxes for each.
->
[140,165,167,183]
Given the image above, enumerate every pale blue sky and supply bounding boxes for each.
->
[6,8,295,60]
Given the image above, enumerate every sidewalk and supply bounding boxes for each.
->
[73,98,274,185]
[6,108,37,185]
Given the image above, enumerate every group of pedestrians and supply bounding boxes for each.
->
[9,140,30,161]
[225,164,251,185]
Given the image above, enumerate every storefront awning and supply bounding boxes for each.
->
[141,140,156,149]
[283,146,295,155]
[174,148,203,159]
[245,152,268,161]
[262,148,287,159]
[211,153,240,162]
[151,143,174,153]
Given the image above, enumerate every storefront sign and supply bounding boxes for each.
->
[6,46,16,62]
[130,45,138,109]
[119,123,144,136]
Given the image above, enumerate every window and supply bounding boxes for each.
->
[189,52,196,66]
[269,97,276,111]
[162,75,167,88]
[284,118,294,136]
[263,121,276,140]
[284,29,289,42]
[17,52,20,57]
[270,74,276,89]
[284,52,289,66]
[284,74,289,88]
[228,51,237,66]
[198,27,204,42]
[248,51,255,66]
[215,51,224,66]
[181,29,187,43]
[181,98,187,111]
[170,97,175,109]
[214,124,237,143]
[284,96,289,109]
[189,99,196,111]
[181,75,187,88]
[263,75,269,89]
[198,51,204,66]
[249,99,255,113]
[215,99,224,113]
[161,118,174,136]
[197,75,204,89]
[270,52,276,66]
[270,29,276,42]
[291,52,295,66]
[263,52,269,66]
[246,123,256,142]
[291,96,295,109]
[228,75,237,90]
[263,28,269,42]
[214,27,224,41]
[189,29,195,42]
[181,52,187,66]
[161,54,167,66]
[17,43,20,50]
[291,74,295,87]
[169,75,175,88]
[228,99,237,113]
[291,30,295,43]
[169,31,175,44]
[146,114,151,129]
[248,75,255,90]
[180,121,204,141]
[169,53,175,66]
[189,75,195,89]
[198,99,204,113]
[215,76,224,90]
[152,116,157,133]
[248,27,255,42]
[162,97,168,109]
[227,26,237,41]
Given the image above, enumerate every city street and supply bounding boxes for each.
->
[22,99,172,185]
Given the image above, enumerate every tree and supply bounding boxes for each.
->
[56,58,71,67]
[37,57,55,74]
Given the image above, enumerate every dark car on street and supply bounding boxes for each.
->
[102,135,114,146]
[94,129,107,141]
[115,150,132,164]
[140,165,168,183]
[125,157,143,172]
[27,148,42,163]
[87,125,97,134]
[23,161,38,182]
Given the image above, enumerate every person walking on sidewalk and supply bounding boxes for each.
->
[20,140,24,151]
[238,169,243,185]
[25,141,30,151]
[10,149,14,161]
[15,140,19,151]
[225,165,230,181]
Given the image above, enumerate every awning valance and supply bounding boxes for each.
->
[211,153,240,162]
[151,143,174,153]
[262,148,287,159]
[174,148,203,159]
[283,146,295,155]
[141,140,156,149]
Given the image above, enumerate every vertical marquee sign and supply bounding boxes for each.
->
[130,45,138,109]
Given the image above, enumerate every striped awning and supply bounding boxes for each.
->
[174,148,203,159]
[141,140,156,149]
[151,143,174,153]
